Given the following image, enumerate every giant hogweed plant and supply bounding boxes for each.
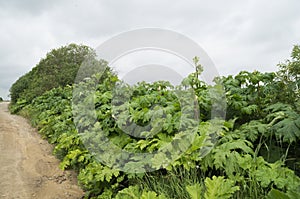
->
[11,46,300,198]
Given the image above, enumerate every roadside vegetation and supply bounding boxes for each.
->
[9,44,300,198]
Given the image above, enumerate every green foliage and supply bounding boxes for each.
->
[10,44,300,198]
[266,188,300,199]
[186,183,202,199]
[266,189,289,199]
[204,176,239,199]
[78,160,122,197]
[135,167,200,199]
[115,186,167,199]
[265,103,300,143]
[9,43,100,107]
[277,45,300,104]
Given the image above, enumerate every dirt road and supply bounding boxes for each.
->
[0,102,84,199]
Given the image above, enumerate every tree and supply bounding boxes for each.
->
[10,43,100,104]
[277,45,300,104]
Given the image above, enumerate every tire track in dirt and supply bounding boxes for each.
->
[0,102,84,199]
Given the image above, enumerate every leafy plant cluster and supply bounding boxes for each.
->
[10,44,300,198]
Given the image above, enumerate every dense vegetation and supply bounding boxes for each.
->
[9,43,105,112]
[0,97,3,102]
[10,44,300,198]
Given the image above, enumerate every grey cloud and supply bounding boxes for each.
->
[196,0,300,75]
[0,0,300,99]
[0,0,59,15]
[122,65,183,86]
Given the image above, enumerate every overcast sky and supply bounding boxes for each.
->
[1,0,300,99]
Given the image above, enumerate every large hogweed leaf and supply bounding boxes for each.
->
[265,103,300,142]
[204,176,239,199]
[186,183,203,199]
[115,185,167,199]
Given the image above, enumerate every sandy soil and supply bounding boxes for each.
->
[0,102,84,199]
